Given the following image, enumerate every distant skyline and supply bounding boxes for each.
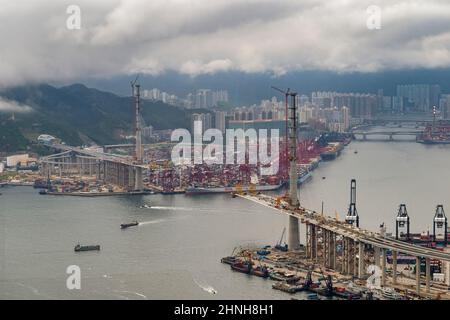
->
[1,0,450,89]
[72,68,450,107]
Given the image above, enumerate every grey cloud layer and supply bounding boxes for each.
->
[1,0,450,86]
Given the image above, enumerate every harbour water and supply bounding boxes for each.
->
[2,135,450,299]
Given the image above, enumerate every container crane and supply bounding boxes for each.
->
[433,205,448,245]
[396,204,410,240]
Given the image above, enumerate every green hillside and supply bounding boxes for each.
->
[0,84,193,152]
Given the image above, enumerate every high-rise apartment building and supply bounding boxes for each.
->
[396,84,441,112]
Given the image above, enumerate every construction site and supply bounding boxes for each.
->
[221,89,450,300]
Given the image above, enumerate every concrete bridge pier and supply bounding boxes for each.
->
[332,233,337,269]
[426,257,431,293]
[358,242,365,279]
[381,248,387,287]
[353,240,358,277]
[416,256,421,294]
[392,250,398,284]
[343,237,349,275]
[374,246,381,267]
[288,216,300,251]
[305,224,311,259]
[134,166,144,190]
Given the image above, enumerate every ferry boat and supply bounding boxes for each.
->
[74,244,101,252]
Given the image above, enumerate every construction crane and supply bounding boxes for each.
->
[275,227,288,251]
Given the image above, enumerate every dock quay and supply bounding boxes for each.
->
[43,190,152,197]
[230,192,450,300]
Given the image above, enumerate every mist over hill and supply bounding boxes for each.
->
[0,83,194,152]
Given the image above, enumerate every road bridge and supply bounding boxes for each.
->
[352,130,422,141]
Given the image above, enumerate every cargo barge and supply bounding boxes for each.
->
[74,244,100,252]
[185,182,284,195]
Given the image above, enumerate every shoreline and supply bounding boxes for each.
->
[43,191,153,197]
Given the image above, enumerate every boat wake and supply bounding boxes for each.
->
[113,290,147,300]
[142,206,193,211]
[193,278,217,295]
[138,219,166,225]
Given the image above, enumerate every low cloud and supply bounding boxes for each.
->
[0,0,450,86]
[0,97,33,113]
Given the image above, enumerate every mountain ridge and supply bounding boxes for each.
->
[0,83,194,153]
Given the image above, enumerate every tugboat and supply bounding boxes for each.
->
[120,221,139,229]
[230,261,251,274]
[250,265,269,278]
[74,244,101,252]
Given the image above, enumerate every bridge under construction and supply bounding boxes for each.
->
[233,86,450,299]
[39,79,146,192]
[237,191,450,298]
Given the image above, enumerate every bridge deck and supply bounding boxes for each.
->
[238,193,450,262]
[43,144,147,168]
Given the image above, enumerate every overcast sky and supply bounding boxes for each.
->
[1,0,450,87]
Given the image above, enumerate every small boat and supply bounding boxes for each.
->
[256,249,270,255]
[354,150,358,154]
[120,221,139,229]
[39,189,47,195]
[250,266,269,278]
[74,244,100,252]
[307,293,320,300]
[272,282,296,294]
[139,204,151,209]
[381,287,404,300]
[220,256,237,265]
[322,176,326,180]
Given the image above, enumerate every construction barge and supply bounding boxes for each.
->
[221,244,447,300]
